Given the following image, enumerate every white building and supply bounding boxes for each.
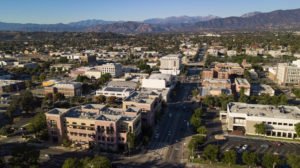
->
[159,54,182,75]
[96,63,123,77]
[221,102,300,139]
[142,73,175,89]
[276,63,300,85]
[227,50,237,57]
[96,87,135,99]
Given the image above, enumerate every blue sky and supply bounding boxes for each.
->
[0,0,300,24]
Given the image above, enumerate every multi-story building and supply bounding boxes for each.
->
[96,87,135,99]
[0,80,25,93]
[96,63,123,77]
[44,82,82,97]
[46,104,141,150]
[221,102,300,139]
[251,84,275,96]
[214,63,244,76]
[159,54,182,75]
[123,91,162,127]
[276,63,300,85]
[200,79,232,97]
[201,69,214,79]
[235,78,251,96]
[141,73,176,89]
[69,63,123,79]
[50,64,73,72]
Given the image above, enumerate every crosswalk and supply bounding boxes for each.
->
[147,142,169,159]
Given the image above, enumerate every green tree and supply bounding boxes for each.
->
[197,126,207,135]
[82,156,112,168]
[295,123,300,137]
[254,122,266,135]
[19,90,36,113]
[106,96,116,104]
[53,92,65,102]
[203,96,216,107]
[287,154,300,168]
[222,150,237,166]
[95,95,106,104]
[190,113,201,129]
[192,89,199,98]
[27,112,47,136]
[127,132,136,151]
[62,158,81,168]
[9,144,40,168]
[203,144,219,164]
[6,98,19,121]
[188,135,205,153]
[242,151,258,168]
[262,153,280,168]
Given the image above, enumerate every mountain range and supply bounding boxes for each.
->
[0,8,299,33]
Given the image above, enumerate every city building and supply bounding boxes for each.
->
[46,104,141,150]
[221,102,300,139]
[44,81,82,97]
[123,90,162,127]
[141,73,176,89]
[200,79,232,97]
[50,64,73,72]
[214,63,244,76]
[0,80,25,93]
[235,78,251,96]
[96,63,123,77]
[201,69,214,79]
[276,63,300,85]
[251,84,275,96]
[96,87,135,99]
[227,50,237,57]
[159,54,182,75]
[69,63,123,79]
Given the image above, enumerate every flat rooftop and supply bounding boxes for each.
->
[228,102,300,120]
[203,79,231,84]
[102,87,132,93]
[47,104,138,122]
[235,78,250,86]
[149,73,172,81]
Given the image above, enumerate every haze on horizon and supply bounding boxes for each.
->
[0,0,300,24]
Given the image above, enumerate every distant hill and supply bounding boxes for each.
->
[194,8,300,30]
[0,8,300,33]
[143,15,219,24]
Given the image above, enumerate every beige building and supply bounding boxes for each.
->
[235,78,251,96]
[123,90,162,127]
[159,54,182,75]
[276,63,300,85]
[46,104,141,150]
[44,82,82,97]
[221,102,300,139]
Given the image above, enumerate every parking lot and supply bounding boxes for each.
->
[219,136,300,156]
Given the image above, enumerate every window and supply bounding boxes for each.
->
[272,122,277,125]
[283,123,287,126]
[278,123,282,126]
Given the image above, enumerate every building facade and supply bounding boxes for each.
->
[159,54,182,75]
[46,104,141,150]
[221,102,300,139]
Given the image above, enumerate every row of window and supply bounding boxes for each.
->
[263,121,294,126]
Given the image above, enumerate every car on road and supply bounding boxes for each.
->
[242,144,248,151]
[261,144,269,148]
[272,142,283,147]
